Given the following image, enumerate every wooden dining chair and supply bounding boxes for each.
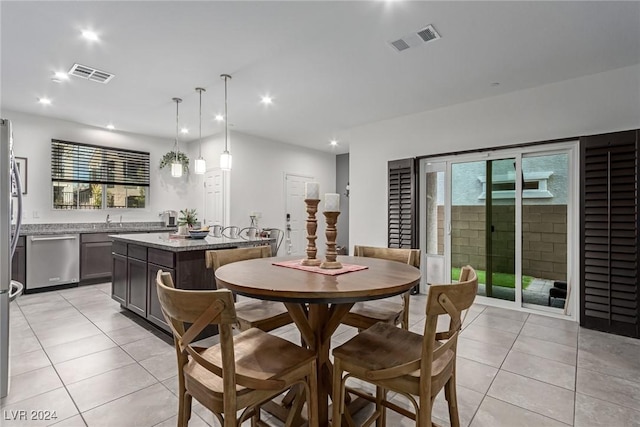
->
[206,246,293,332]
[342,246,421,331]
[331,266,478,427]
[156,270,319,427]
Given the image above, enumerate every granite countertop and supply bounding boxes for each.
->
[111,232,275,252]
[17,222,177,236]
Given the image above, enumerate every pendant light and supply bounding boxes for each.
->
[171,97,183,178]
[194,87,206,175]
[220,74,232,171]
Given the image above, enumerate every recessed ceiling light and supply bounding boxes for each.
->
[180,127,189,134]
[38,97,51,105]
[215,114,224,122]
[82,30,99,41]
[52,71,69,82]
[330,140,338,146]
[106,124,115,130]
[261,96,273,105]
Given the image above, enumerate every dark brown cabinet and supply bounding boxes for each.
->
[111,239,263,337]
[147,263,173,331]
[80,233,114,283]
[11,236,26,285]
[111,242,176,329]
[146,248,175,331]
[126,245,147,317]
[111,252,127,305]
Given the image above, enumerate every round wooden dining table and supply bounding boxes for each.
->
[215,255,421,426]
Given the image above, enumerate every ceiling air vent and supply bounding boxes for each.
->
[390,38,411,52]
[417,24,441,43]
[388,24,441,53]
[68,63,115,84]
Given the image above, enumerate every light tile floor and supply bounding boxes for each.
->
[2,283,640,426]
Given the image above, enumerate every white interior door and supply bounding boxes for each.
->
[203,168,225,227]
[285,173,314,256]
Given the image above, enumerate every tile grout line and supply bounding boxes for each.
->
[12,292,91,427]
[573,324,580,426]
[60,285,179,424]
[14,284,174,426]
[466,310,576,427]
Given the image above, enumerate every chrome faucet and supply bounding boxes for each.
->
[119,215,123,227]
[106,214,112,226]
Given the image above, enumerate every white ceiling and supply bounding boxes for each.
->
[2,1,639,154]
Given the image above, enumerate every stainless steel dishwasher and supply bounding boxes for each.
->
[26,234,79,290]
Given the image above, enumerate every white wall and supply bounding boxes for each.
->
[4,109,195,224]
[5,111,337,241]
[188,130,336,253]
[348,64,640,247]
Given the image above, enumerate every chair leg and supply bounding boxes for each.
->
[375,387,386,427]
[444,376,460,427]
[332,359,344,427]
[182,392,193,427]
[402,292,410,330]
[418,393,431,427]
[177,390,185,427]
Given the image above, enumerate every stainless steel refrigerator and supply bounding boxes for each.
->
[1,118,24,398]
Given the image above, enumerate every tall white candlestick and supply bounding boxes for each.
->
[324,193,340,212]
[305,182,320,199]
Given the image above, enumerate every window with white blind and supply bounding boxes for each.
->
[51,139,150,210]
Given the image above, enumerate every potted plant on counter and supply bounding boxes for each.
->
[178,208,198,229]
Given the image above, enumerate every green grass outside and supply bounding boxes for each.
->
[451,267,533,290]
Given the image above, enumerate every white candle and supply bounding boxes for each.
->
[305,182,319,199]
[325,193,340,212]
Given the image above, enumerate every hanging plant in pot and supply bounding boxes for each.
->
[159,151,189,174]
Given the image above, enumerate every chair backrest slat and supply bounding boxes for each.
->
[353,245,420,268]
[206,246,271,270]
[425,266,477,316]
[156,272,237,325]
[420,266,478,385]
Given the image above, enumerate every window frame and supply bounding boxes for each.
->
[51,139,150,211]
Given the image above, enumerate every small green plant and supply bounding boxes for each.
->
[159,151,189,174]
[178,208,198,226]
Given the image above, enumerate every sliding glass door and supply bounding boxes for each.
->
[420,143,577,315]
[521,152,570,310]
[450,158,517,302]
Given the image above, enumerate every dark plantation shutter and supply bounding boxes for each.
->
[580,130,639,338]
[51,139,150,186]
[388,158,417,249]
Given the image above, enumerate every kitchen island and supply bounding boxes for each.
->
[111,233,274,333]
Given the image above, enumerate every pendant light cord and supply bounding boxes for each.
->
[173,97,182,161]
[224,75,228,153]
[198,88,202,157]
